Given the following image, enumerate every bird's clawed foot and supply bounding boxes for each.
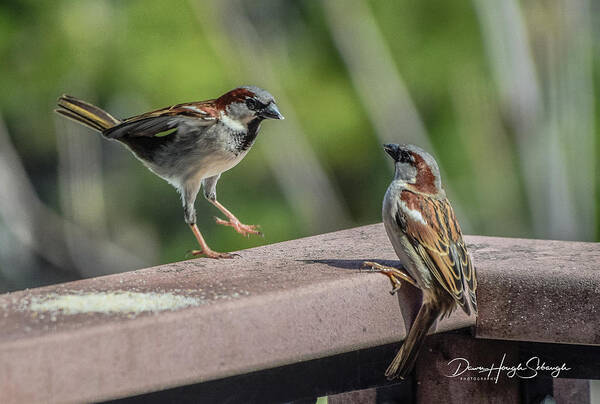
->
[215,217,262,237]
[360,261,383,273]
[361,261,419,294]
[187,249,239,259]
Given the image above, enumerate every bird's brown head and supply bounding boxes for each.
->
[215,86,284,125]
[383,143,442,194]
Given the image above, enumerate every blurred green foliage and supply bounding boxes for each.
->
[0,0,597,289]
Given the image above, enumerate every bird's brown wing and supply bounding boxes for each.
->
[103,100,219,139]
[396,190,477,315]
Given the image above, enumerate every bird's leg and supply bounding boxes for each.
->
[183,181,236,259]
[202,175,261,237]
[361,261,419,293]
[210,200,262,237]
[188,223,238,259]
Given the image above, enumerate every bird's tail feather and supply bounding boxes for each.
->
[385,303,438,380]
[55,95,120,132]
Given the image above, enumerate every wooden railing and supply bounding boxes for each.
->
[0,224,598,403]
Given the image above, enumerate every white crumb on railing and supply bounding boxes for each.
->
[27,291,203,315]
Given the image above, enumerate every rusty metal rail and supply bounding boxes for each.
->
[0,224,598,403]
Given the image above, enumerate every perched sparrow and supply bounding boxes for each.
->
[56,86,284,259]
[363,144,477,379]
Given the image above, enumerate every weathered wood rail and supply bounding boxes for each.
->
[0,224,598,403]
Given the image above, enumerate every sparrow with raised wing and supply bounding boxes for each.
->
[56,86,284,258]
[363,144,477,379]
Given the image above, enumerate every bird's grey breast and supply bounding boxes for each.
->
[182,123,249,179]
[382,181,433,289]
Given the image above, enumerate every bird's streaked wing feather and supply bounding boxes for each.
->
[396,190,477,315]
[103,101,218,139]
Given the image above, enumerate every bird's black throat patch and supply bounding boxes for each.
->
[231,117,263,154]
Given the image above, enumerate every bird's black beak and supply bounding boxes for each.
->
[260,103,284,120]
[383,143,400,161]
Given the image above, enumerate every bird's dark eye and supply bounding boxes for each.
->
[246,98,259,111]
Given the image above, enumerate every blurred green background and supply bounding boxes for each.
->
[0,0,598,292]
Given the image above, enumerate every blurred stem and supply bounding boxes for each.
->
[0,114,145,280]
[321,0,431,150]
[321,0,474,228]
[56,120,109,236]
[545,0,595,240]
[474,0,595,240]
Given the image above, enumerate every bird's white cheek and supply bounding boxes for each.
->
[219,112,246,132]
[399,200,428,225]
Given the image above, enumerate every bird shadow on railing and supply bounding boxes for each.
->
[300,258,398,270]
